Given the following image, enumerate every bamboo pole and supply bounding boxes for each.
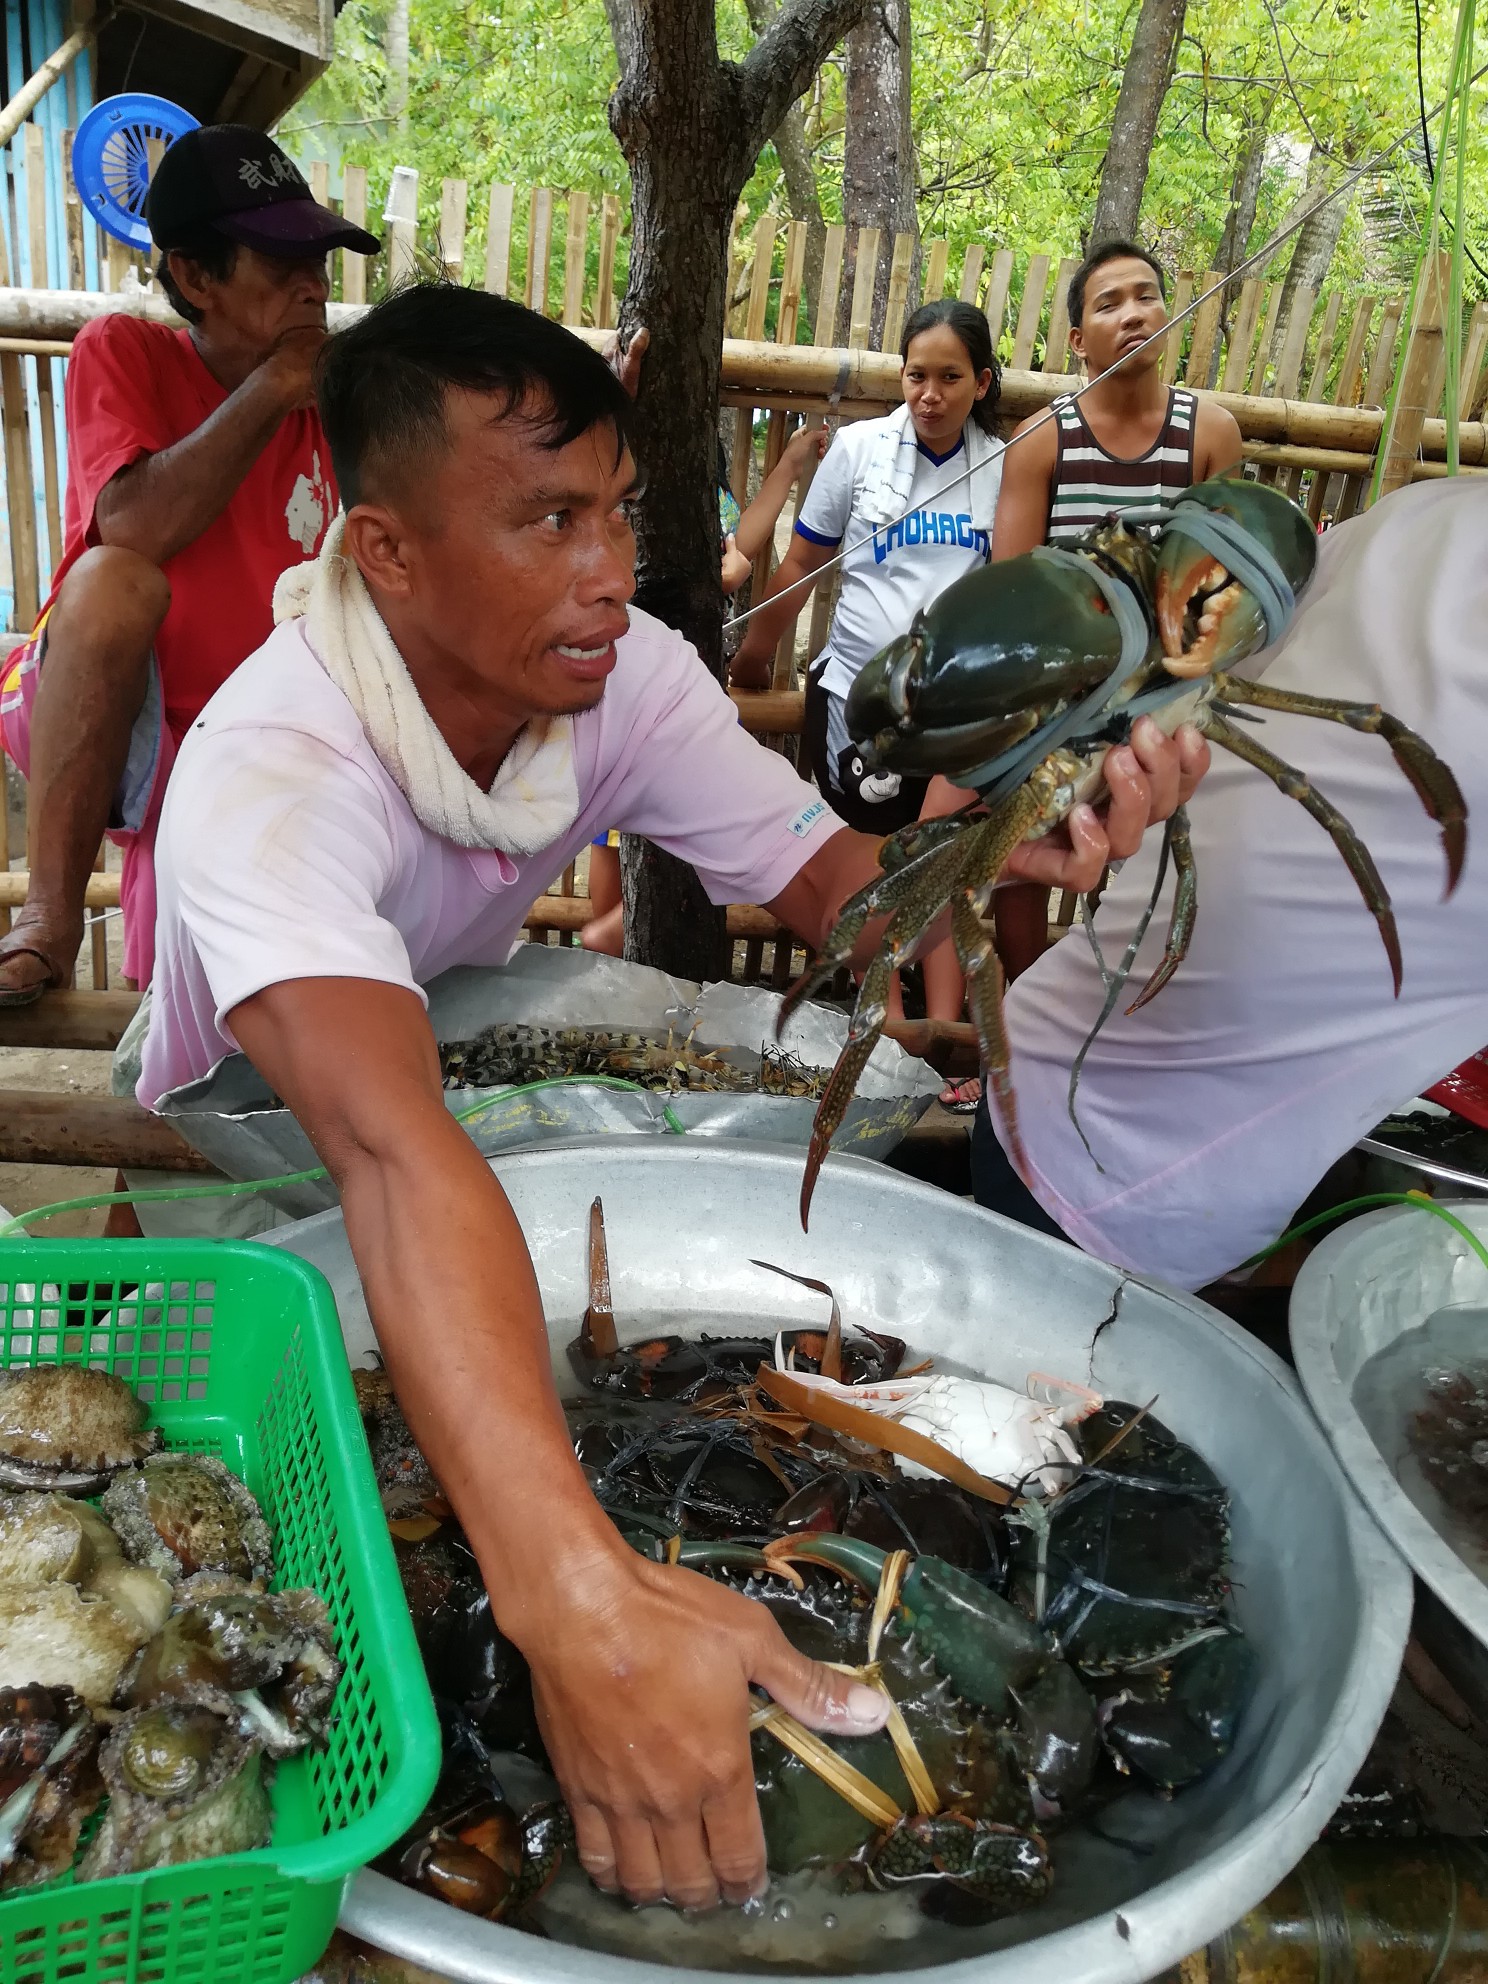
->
[1246,282,1284,395]
[814,224,845,345]
[1458,298,1488,418]
[0,24,93,153]
[342,167,368,306]
[561,190,589,326]
[731,213,778,505]
[982,248,1013,340]
[24,127,61,576]
[595,193,621,327]
[484,183,514,296]
[388,166,418,287]
[525,187,554,314]
[60,129,85,293]
[772,222,809,692]
[847,227,881,348]
[4,289,1472,463]
[1220,279,1263,393]
[1377,253,1449,501]
[1,349,38,629]
[1161,271,1194,381]
[1285,289,1342,501]
[881,231,914,353]
[958,243,985,307]
[1043,256,1079,374]
[1183,269,1223,388]
[0,1092,215,1172]
[1010,253,1050,370]
[921,239,948,304]
[439,178,468,283]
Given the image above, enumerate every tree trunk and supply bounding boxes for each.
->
[839,0,918,346]
[603,0,866,979]
[1087,0,1188,246]
[1216,91,1275,306]
[744,0,828,335]
[384,0,410,135]
[1274,142,1354,352]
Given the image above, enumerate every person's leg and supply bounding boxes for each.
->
[0,546,169,1000]
[581,839,624,956]
[969,1093,1070,1242]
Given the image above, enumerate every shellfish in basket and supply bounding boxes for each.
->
[784,478,1468,1222]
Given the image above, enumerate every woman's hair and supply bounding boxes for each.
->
[899,298,1002,435]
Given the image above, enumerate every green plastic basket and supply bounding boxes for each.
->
[0,1241,441,1984]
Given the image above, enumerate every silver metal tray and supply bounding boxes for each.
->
[1291,1199,1488,1648]
[263,1141,1408,1984]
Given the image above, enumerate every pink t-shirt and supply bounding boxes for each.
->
[138,607,842,1108]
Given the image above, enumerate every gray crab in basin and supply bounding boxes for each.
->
[126,1572,341,1758]
[103,1455,274,1585]
[0,1365,160,1494]
[77,1701,270,1879]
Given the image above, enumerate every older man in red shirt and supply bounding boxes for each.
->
[0,124,377,998]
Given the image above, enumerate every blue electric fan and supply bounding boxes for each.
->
[71,94,200,250]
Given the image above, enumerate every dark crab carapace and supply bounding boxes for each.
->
[784,477,1466,1223]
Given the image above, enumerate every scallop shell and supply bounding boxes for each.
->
[103,1455,273,1585]
[0,1366,160,1494]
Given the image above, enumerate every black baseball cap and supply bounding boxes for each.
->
[146,125,380,258]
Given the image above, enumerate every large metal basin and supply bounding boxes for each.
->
[263,1141,1407,1984]
[1291,1200,1488,1648]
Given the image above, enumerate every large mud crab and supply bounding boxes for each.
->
[784,477,1468,1221]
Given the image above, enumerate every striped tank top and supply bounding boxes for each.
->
[1046,387,1198,543]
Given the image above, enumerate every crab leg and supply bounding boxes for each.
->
[799,942,894,1230]
[940,792,1047,1182]
[951,892,1018,1171]
[1126,805,1196,1013]
[777,831,974,1035]
[1205,710,1403,995]
[1214,673,1467,893]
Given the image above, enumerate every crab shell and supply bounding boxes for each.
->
[844,477,1318,787]
[103,1454,274,1585]
[0,1366,161,1495]
[77,1701,271,1879]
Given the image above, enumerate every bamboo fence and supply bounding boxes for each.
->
[1,126,1483,995]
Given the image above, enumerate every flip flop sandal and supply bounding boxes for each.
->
[938,1076,983,1115]
[0,937,68,1008]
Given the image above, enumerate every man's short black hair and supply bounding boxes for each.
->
[156,230,239,325]
[1068,240,1168,330]
[316,281,635,508]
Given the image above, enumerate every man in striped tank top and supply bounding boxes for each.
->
[991,241,1243,558]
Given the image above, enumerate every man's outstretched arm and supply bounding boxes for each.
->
[227,977,891,1911]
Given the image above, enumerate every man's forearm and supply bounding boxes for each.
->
[333,1105,622,1642]
[95,361,299,566]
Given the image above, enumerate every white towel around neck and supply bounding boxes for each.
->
[856,403,1005,532]
[272,516,580,856]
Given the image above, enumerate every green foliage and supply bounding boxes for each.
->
[280,0,1483,311]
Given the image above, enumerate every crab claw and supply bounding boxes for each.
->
[1155,548,1248,680]
[1154,478,1318,681]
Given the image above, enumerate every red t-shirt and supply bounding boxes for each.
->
[44,315,336,740]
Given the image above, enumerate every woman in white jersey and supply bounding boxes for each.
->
[731,300,1003,833]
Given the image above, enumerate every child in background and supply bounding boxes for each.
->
[582,422,830,956]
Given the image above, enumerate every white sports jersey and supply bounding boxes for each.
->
[796,415,997,702]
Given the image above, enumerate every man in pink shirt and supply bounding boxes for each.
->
[141,284,1204,1913]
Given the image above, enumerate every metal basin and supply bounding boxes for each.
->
[1292,1200,1488,1648]
[263,1141,1407,1984]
